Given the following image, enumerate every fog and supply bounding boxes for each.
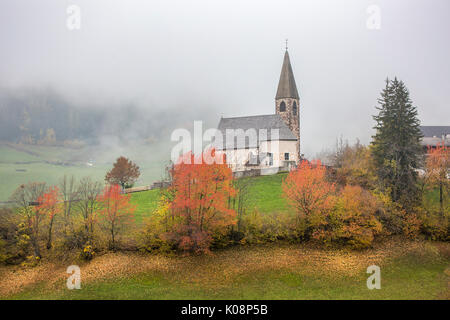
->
[1,0,449,158]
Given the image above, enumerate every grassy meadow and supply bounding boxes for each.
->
[0,142,170,202]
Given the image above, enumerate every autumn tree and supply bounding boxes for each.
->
[105,156,140,189]
[425,143,449,214]
[9,182,47,258]
[313,185,382,249]
[331,140,377,189]
[0,207,21,264]
[283,160,335,224]
[75,177,102,242]
[59,175,77,235]
[167,149,236,253]
[36,186,62,249]
[97,184,135,250]
[231,178,254,235]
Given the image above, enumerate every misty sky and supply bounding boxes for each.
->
[1,0,449,158]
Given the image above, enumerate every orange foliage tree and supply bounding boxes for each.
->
[167,149,236,253]
[283,160,335,236]
[313,185,382,248]
[36,186,62,249]
[97,184,136,250]
[426,143,449,213]
[283,162,382,248]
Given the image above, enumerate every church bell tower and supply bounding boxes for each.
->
[275,48,300,161]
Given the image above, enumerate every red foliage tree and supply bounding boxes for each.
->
[283,160,335,217]
[167,149,236,253]
[97,184,136,250]
[36,186,62,249]
[426,143,449,214]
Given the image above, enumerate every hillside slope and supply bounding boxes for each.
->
[1,239,448,300]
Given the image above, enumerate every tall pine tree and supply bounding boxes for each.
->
[371,78,423,207]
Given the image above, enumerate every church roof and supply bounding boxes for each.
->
[275,50,299,99]
[216,114,297,150]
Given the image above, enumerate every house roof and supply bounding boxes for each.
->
[420,126,450,138]
[275,50,299,99]
[215,114,297,150]
[420,126,450,147]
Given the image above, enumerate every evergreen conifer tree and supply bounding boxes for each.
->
[371,78,423,207]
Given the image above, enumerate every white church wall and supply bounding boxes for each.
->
[225,148,258,171]
[259,140,298,167]
[223,140,298,173]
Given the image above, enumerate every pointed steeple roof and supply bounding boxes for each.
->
[275,50,299,99]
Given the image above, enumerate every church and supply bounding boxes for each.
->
[215,49,301,174]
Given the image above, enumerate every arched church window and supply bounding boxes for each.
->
[293,101,297,115]
[279,101,286,112]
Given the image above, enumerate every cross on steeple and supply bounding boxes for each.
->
[285,39,288,51]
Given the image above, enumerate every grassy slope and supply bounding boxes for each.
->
[243,173,289,214]
[4,241,449,300]
[130,188,161,224]
[128,172,290,222]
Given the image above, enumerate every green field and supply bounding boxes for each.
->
[0,142,170,202]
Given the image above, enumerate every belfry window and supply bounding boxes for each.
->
[293,101,297,115]
[279,101,286,112]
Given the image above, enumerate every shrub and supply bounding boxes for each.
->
[139,194,175,254]
[0,240,7,264]
[312,185,382,249]
[420,209,449,241]
[332,140,377,189]
[20,255,40,267]
[237,210,299,245]
[372,188,406,235]
[140,233,174,254]
[401,212,422,239]
[80,243,95,261]
[0,209,31,265]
